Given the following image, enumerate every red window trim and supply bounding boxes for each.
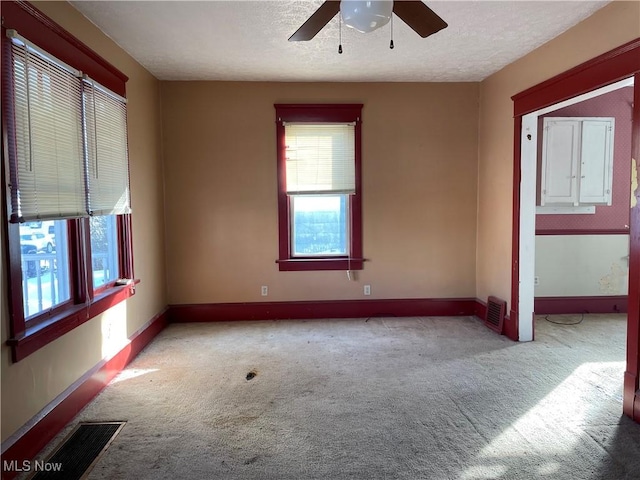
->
[6,283,137,362]
[1,1,128,97]
[1,1,135,362]
[4,215,136,362]
[274,104,364,272]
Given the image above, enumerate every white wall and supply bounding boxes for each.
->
[535,234,629,296]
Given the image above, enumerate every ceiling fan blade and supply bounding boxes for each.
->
[289,1,341,42]
[393,1,448,38]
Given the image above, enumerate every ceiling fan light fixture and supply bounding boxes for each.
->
[340,0,393,34]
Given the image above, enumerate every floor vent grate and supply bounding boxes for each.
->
[485,296,506,334]
[29,421,125,480]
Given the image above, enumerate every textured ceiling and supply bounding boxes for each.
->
[70,1,610,82]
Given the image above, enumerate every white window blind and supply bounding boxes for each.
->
[8,32,86,222]
[83,80,131,215]
[284,123,355,195]
[6,30,131,221]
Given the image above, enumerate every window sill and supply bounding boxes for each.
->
[277,258,365,271]
[6,281,139,362]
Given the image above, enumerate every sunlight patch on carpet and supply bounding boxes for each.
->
[462,361,625,479]
[111,368,159,384]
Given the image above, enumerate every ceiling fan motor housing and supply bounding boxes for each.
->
[288,1,447,42]
[340,0,394,33]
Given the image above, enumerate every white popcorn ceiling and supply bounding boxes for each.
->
[70,1,610,82]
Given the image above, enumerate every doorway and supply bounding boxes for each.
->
[519,77,634,340]
[511,40,640,420]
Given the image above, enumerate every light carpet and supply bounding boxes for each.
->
[30,314,640,479]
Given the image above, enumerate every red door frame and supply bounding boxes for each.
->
[510,38,640,421]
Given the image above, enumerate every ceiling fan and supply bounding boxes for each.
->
[289,1,448,42]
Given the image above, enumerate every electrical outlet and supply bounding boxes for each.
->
[364,285,371,296]
[534,276,540,286]
[261,285,268,296]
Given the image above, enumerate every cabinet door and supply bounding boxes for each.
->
[579,119,614,205]
[541,119,580,206]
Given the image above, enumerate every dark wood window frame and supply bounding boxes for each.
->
[275,104,364,271]
[1,1,135,362]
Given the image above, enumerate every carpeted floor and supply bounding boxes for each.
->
[30,314,640,479]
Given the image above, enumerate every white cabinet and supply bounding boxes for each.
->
[541,117,614,207]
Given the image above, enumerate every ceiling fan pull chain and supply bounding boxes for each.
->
[390,15,394,49]
[338,12,343,54]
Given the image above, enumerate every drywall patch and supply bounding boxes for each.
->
[599,262,627,295]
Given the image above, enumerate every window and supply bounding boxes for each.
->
[90,215,119,289]
[274,104,364,271]
[20,220,71,320]
[2,3,133,362]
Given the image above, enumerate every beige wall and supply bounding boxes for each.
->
[0,2,167,442]
[161,82,479,304]
[476,1,640,311]
[535,235,630,296]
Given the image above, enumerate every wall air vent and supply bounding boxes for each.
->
[485,296,506,334]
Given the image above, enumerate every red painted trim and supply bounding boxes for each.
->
[535,229,630,236]
[82,218,95,293]
[118,214,134,280]
[274,104,364,123]
[6,284,137,362]
[168,298,477,323]
[512,38,640,116]
[274,104,364,271]
[535,296,628,315]
[0,309,168,479]
[5,222,25,339]
[510,115,522,343]
[474,299,487,319]
[512,40,640,419]
[69,219,88,304]
[2,33,19,224]
[1,1,128,97]
[625,71,640,421]
[276,258,364,271]
[624,371,638,416]
[2,33,26,341]
[504,310,519,341]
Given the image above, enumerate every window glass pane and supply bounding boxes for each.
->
[291,195,349,256]
[90,215,119,288]
[21,220,71,319]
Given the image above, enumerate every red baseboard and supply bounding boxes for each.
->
[169,298,478,323]
[504,309,518,341]
[0,309,168,479]
[534,296,628,315]
[535,229,630,236]
[474,299,488,320]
